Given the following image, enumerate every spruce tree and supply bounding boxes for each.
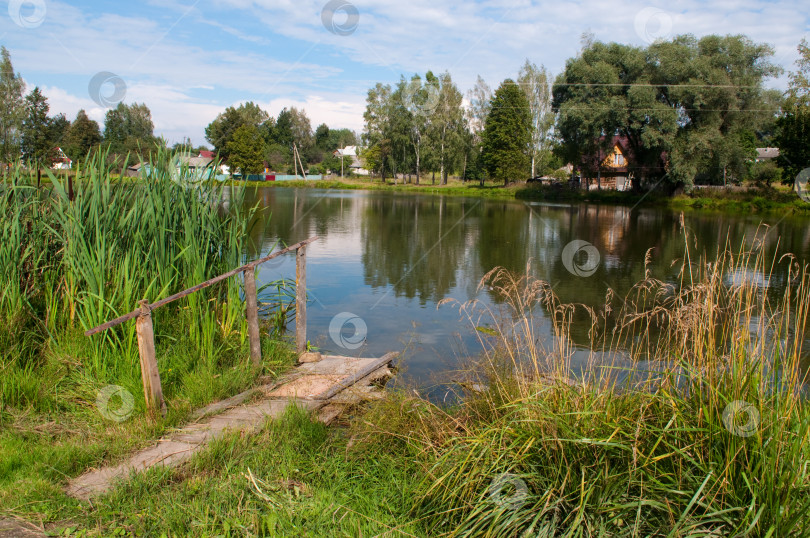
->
[481,79,532,185]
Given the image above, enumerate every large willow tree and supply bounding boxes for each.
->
[776,39,810,183]
[553,35,781,190]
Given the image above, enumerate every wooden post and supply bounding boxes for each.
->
[135,300,166,418]
[296,245,307,353]
[244,268,261,366]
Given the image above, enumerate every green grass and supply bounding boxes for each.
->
[2,154,809,536]
[0,310,298,520]
[54,406,424,537]
[517,182,810,213]
[0,149,307,534]
[240,176,520,200]
[393,238,810,536]
[235,174,810,213]
[2,396,426,537]
[37,168,810,213]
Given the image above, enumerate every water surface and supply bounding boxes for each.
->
[237,188,810,389]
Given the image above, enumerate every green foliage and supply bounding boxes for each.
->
[518,59,554,177]
[749,159,783,187]
[48,113,70,150]
[776,108,810,182]
[429,72,466,185]
[226,124,265,176]
[63,110,102,163]
[361,144,382,174]
[103,102,159,157]
[402,243,810,536]
[786,38,810,108]
[0,168,54,315]
[362,82,394,178]
[776,39,810,183]
[0,46,25,165]
[20,87,54,169]
[207,104,317,172]
[553,35,781,189]
[315,125,355,155]
[170,137,208,156]
[0,147,263,358]
[481,79,532,184]
[205,101,269,162]
[362,72,468,184]
[264,142,290,171]
[330,128,357,151]
[314,122,330,150]
[320,152,352,175]
[275,107,313,154]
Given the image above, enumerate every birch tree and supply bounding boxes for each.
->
[466,76,492,185]
[0,47,25,167]
[428,72,464,185]
[363,83,394,180]
[518,59,554,177]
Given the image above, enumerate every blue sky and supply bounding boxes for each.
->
[1,0,808,145]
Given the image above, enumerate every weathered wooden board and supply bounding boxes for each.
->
[66,353,397,500]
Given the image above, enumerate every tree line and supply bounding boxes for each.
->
[204,102,357,175]
[0,46,358,177]
[360,34,810,190]
[2,33,809,189]
[360,63,555,185]
[0,47,165,174]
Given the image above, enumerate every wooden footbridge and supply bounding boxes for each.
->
[68,236,397,500]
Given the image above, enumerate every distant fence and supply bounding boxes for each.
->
[85,236,319,418]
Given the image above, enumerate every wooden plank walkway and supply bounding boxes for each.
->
[66,353,396,500]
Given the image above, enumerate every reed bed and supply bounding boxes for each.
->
[352,234,810,536]
[0,148,281,413]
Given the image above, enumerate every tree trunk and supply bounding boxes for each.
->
[440,139,446,185]
[432,171,435,185]
[531,155,536,178]
[461,154,467,182]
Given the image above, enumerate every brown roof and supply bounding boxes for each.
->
[756,147,780,160]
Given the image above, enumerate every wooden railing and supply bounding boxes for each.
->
[85,236,319,417]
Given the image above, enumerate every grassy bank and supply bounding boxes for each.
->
[395,239,810,535]
[2,157,809,535]
[243,176,520,200]
[35,170,810,212]
[240,175,810,213]
[0,152,303,533]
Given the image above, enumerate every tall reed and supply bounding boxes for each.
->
[359,233,810,536]
[0,147,263,395]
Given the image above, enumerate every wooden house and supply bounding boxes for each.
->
[578,136,632,191]
[51,147,72,170]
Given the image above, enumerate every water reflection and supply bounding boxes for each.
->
[236,187,810,384]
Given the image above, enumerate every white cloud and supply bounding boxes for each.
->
[261,94,366,131]
[2,0,807,145]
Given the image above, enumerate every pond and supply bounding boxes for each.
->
[236,187,810,394]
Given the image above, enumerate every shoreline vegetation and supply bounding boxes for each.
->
[2,155,810,535]
[240,175,810,213]
[23,169,810,213]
